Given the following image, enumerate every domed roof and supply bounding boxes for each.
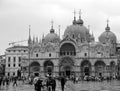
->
[44,28,60,43]
[64,21,89,40]
[99,23,117,43]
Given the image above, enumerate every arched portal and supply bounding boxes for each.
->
[110,61,116,77]
[60,43,76,56]
[59,57,74,78]
[30,61,40,76]
[94,60,106,77]
[44,60,54,76]
[81,60,91,76]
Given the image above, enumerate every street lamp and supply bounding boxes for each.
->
[28,45,30,76]
[28,25,31,77]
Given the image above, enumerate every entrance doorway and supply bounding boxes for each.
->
[44,60,54,76]
[99,72,102,77]
[64,65,71,78]
[34,73,39,76]
[66,70,70,77]
[81,60,91,76]
[84,67,90,76]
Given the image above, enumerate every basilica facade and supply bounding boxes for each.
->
[5,14,120,78]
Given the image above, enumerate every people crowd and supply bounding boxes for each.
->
[0,74,120,91]
[33,74,67,91]
[0,76,19,89]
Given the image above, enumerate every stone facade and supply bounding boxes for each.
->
[5,14,120,78]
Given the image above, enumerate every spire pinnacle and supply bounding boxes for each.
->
[28,25,32,45]
[29,25,31,38]
[79,9,82,19]
[58,25,61,39]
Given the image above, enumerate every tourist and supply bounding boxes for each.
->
[46,76,52,91]
[0,77,2,89]
[51,78,56,91]
[13,76,17,86]
[35,78,43,91]
[61,77,66,91]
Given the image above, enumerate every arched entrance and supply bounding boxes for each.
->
[60,43,76,56]
[44,60,54,76]
[59,57,74,78]
[94,60,106,77]
[30,61,40,76]
[81,60,91,76]
[110,61,116,77]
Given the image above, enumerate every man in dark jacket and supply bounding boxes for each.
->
[46,77,52,91]
[61,77,66,91]
[51,78,56,91]
[35,78,43,91]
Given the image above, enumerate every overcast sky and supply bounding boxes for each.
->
[0,0,120,54]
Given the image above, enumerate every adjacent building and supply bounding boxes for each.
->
[5,46,28,76]
[0,55,5,76]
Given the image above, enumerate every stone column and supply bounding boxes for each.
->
[40,66,44,77]
[91,66,95,76]
[53,66,59,76]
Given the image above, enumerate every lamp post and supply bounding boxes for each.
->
[28,25,31,77]
[28,45,30,77]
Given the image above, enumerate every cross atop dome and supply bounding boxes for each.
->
[73,9,76,20]
[105,19,110,31]
[51,20,54,29]
[50,20,55,33]
[73,9,77,25]
[76,9,84,25]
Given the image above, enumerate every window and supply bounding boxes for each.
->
[8,73,10,76]
[8,64,10,67]
[49,53,51,57]
[13,64,16,67]
[19,64,21,67]
[13,72,15,76]
[73,34,75,38]
[36,54,38,57]
[13,50,16,52]
[24,50,26,52]
[13,57,16,62]
[19,57,21,62]
[85,53,87,56]
[8,50,10,52]
[8,57,11,62]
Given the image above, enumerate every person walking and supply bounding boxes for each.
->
[46,77,52,91]
[61,77,66,91]
[51,78,56,91]
[13,76,17,86]
[0,77,2,89]
[35,78,43,91]
[6,77,9,86]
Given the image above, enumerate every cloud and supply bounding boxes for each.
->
[0,0,120,54]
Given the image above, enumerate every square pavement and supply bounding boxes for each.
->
[1,80,120,91]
